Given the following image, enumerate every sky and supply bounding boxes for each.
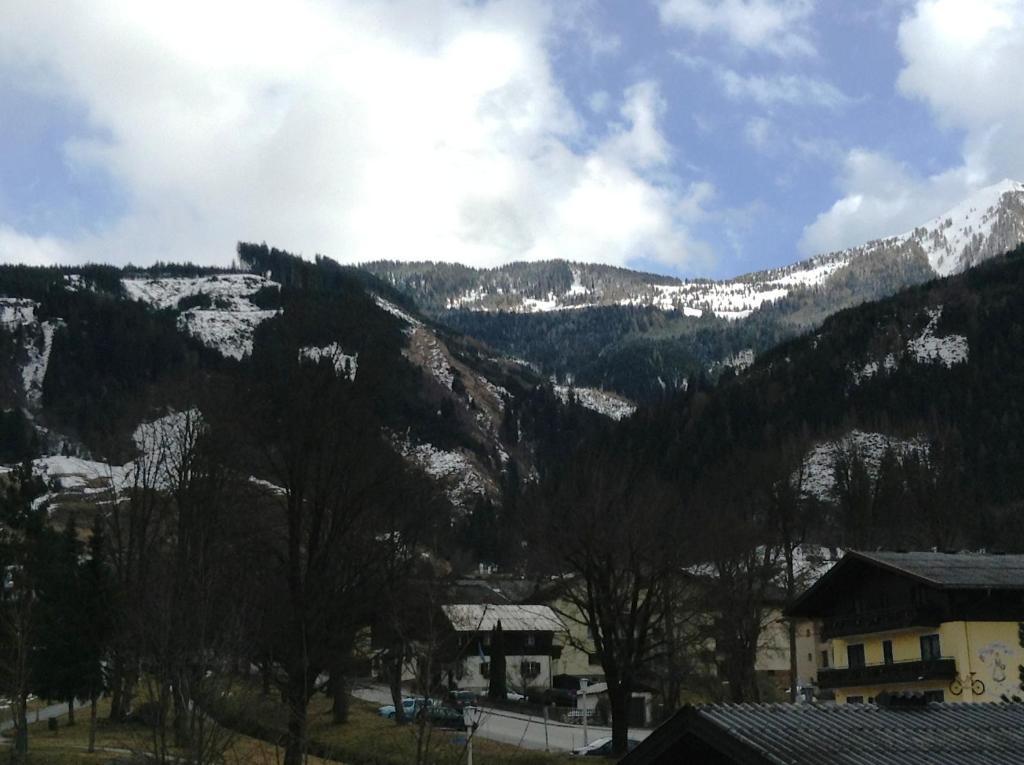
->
[1,0,1023,279]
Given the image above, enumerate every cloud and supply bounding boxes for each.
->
[803,0,1024,256]
[0,226,73,266]
[656,0,816,57]
[718,69,853,109]
[799,149,972,255]
[744,117,775,151]
[0,0,710,270]
[897,0,1024,182]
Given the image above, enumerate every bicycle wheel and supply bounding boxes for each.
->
[949,678,964,696]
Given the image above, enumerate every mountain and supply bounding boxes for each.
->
[0,244,608,565]
[362,180,1024,402]
[616,244,1024,552]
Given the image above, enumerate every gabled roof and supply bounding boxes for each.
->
[855,551,1024,588]
[441,604,565,633]
[788,550,1024,617]
[621,702,1024,765]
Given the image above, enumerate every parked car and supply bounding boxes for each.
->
[378,697,430,719]
[447,689,480,709]
[505,690,526,702]
[571,737,641,756]
[420,704,468,731]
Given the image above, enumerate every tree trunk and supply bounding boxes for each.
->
[608,683,631,757]
[88,695,98,753]
[109,654,125,722]
[331,671,350,724]
[67,698,76,726]
[173,679,189,749]
[282,673,310,765]
[788,619,799,702]
[261,660,272,697]
[389,651,406,725]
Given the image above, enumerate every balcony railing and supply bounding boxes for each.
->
[821,606,943,639]
[818,657,956,690]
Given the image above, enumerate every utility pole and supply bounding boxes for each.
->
[543,705,550,752]
[581,678,589,748]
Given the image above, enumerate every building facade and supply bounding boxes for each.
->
[789,551,1024,704]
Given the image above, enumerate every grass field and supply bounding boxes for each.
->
[223,687,577,765]
[0,697,334,765]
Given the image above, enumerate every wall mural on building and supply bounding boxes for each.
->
[977,641,1015,695]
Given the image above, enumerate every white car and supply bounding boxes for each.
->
[505,691,526,702]
[571,736,641,756]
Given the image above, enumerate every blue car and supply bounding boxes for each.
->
[378,697,430,719]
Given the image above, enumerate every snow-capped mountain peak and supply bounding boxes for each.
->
[894,178,1024,277]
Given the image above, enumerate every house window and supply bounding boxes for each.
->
[521,661,541,679]
[480,662,490,679]
[883,640,894,665]
[847,696,864,704]
[525,634,536,648]
[847,644,866,669]
[923,690,944,703]
[820,650,830,669]
[920,634,941,661]
[483,634,491,646]
[588,652,602,666]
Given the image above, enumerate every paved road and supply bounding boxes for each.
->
[0,699,88,732]
[353,683,651,752]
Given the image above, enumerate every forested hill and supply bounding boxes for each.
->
[608,245,1024,553]
[0,243,611,565]
[363,179,1024,403]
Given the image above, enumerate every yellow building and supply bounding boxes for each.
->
[788,551,1024,703]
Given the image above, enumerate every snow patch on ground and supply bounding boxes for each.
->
[392,437,492,510]
[372,294,421,331]
[907,306,969,368]
[21,320,59,407]
[0,298,37,328]
[298,343,358,380]
[176,309,278,360]
[554,385,637,420]
[800,430,928,502]
[896,179,1024,276]
[123,274,281,360]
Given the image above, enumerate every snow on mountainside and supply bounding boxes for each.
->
[553,385,636,420]
[298,344,358,380]
[897,179,1024,276]
[847,304,969,386]
[800,430,928,503]
[123,273,280,359]
[366,179,1024,323]
[0,297,62,411]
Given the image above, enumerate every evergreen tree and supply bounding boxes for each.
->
[487,620,507,701]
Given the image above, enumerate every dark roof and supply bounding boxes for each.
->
[788,551,1024,617]
[621,702,1024,765]
[854,551,1024,589]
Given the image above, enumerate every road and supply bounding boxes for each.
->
[0,699,88,732]
[353,684,651,752]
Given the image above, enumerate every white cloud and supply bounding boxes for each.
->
[588,90,611,114]
[803,0,1024,256]
[897,0,1024,182]
[744,117,775,151]
[718,69,853,109]
[656,0,816,57]
[0,226,74,266]
[0,0,710,270]
[799,149,972,255]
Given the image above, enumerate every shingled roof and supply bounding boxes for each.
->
[621,702,1024,765]
[854,551,1024,588]
[788,551,1024,617]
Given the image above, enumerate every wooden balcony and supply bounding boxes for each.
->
[818,657,957,690]
[821,606,943,639]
